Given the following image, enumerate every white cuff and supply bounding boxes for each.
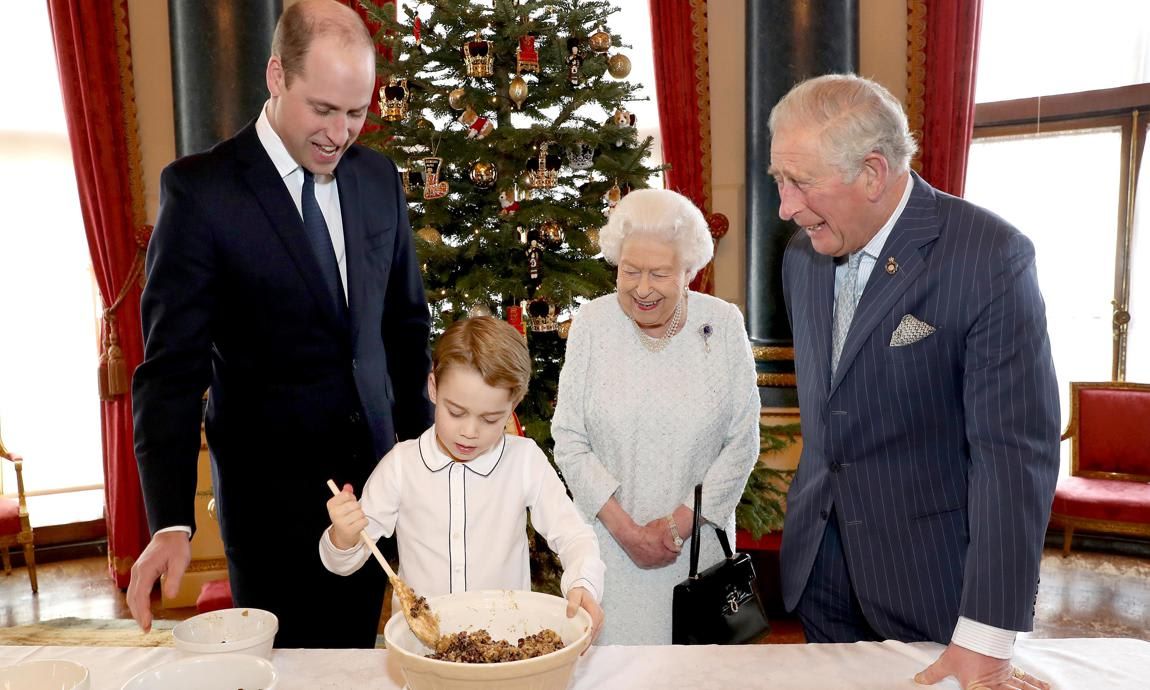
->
[155,525,192,537]
[564,577,599,603]
[951,616,1017,659]
[321,526,363,553]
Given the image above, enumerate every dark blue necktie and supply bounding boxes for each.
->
[300,169,345,313]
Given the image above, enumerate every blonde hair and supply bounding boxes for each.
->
[433,317,532,405]
[598,188,714,279]
[768,73,918,180]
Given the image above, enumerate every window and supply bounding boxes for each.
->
[0,3,104,496]
[965,0,1150,473]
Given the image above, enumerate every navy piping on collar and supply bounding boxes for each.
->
[446,466,453,593]
[417,432,510,477]
[416,432,510,593]
[462,467,468,591]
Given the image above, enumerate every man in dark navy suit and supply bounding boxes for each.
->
[127,0,433,648]
[771,74,1058,690]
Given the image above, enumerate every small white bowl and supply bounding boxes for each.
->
[120,654,277,690]
[172,607,278,659]
[384,589,593,690]
[0,659,90,690]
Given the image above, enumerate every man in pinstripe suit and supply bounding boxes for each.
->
[770,75,1059,689]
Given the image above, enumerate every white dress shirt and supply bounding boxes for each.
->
[319,427,605,603]
[255,102,348,300]
[835,173,913,295]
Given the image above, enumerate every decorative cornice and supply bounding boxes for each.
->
[906,0,927,174]
[752,346,795,361]
[757,373,797,387]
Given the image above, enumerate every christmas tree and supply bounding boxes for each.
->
[358,0,660,454]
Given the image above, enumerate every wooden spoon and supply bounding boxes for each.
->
[326,479,441,649]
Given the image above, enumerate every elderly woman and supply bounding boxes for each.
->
[552,188,760,645]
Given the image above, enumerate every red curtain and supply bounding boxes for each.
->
[47,0,150,588]
[648,0,727,294]
[907,0,983,197]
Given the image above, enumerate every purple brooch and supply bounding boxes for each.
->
[700,323,713,352]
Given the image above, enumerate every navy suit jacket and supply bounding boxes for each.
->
[779,173,1060,643]
[132,121,433,550]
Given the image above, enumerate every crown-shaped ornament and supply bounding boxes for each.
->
[567,142,595,170]
[527,297,558,332]
[379,77,409,122]
[525,142,561,189]
[463,35,494,77]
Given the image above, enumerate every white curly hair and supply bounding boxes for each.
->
[599,188,714,279]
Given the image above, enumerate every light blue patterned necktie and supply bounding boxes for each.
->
[831,251,864,376]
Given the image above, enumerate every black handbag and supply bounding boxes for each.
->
[672,484,770,644]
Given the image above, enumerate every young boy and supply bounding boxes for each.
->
[320,317,605,638]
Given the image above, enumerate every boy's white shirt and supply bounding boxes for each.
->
[319,426,605,602]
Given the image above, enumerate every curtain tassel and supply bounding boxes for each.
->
[98,314,129,401]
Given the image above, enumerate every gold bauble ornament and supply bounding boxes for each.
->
[589,26,611,54]
[585,227,601,250]
[469,160,498,188]
[508,74,529,109]
[448,88,466,110]
[607,52,632,79]
[416,227,442,244]
[468,302,494,318]
[540,219,564,244]
[415,117,434,130]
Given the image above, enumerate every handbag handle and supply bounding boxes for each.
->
[687,483,735,580]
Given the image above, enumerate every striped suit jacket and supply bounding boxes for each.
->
[779,173,1060,643]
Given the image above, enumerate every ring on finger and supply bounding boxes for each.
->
[1011,666,1026,680]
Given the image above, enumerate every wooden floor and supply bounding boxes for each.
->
[0,545,1147,643]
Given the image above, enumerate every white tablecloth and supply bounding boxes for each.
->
[1,637,1147,689]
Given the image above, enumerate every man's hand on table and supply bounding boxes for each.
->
[126,531,192,633]
[915,642,1050,690]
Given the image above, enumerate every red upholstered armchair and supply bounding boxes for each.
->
[0,427,37,593]
[1050,381,1150,556]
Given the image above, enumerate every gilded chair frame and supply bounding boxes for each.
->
[0,432,37,592]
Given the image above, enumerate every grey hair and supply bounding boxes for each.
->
[599,188,714,278]
[768,73,918,181]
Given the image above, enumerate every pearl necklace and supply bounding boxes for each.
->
[632,294,685,353]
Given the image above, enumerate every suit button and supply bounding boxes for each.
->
[830,462,842,473]
[349,411,362,424]
[820,510,829,520]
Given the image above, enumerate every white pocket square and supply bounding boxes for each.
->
[890,314,936,347]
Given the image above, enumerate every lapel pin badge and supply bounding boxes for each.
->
[885,257,899,275]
